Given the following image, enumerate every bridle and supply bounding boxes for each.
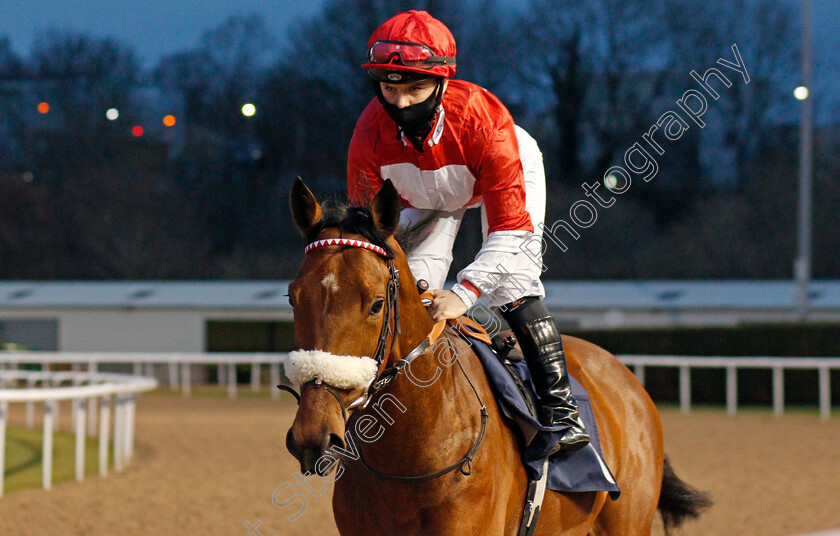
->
[279,237,408,407]
[280,236,488,481]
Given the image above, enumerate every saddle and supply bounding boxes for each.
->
[447,315,619,536]
[448,314,620,496]
[447,316,540,445]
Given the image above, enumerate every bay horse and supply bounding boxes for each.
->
[284,178,709,535]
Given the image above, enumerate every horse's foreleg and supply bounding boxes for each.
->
[533,491,603,536]
[335,490,511,536]
[591,472,660,536]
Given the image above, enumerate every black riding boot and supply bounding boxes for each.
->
[501,297,589,453]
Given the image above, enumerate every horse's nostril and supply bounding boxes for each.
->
[328,432,345,452]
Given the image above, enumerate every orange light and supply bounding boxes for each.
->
[132,126,144,137]
[37,102,50,114]
[162,115,176,127]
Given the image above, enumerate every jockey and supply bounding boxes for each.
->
[347,10,589,453]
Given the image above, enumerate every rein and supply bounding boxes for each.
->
[359,334,489,482]
[284,237,489,482]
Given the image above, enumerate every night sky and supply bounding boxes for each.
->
[0,1,837,66]
[0,0,326,64]
[0,0,837,104]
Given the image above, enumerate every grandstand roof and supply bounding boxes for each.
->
[0,280,838,311]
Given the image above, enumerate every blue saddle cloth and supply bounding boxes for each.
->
[470,338,621,499]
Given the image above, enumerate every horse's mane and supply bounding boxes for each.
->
[306,199,438,257]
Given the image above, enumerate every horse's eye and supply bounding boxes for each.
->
[369,298,385,316]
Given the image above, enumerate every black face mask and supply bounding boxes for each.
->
[376,80,442,147]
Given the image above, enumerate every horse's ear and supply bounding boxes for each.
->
[290,177,322,237]
[370,179,401,238]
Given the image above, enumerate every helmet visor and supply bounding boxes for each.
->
[368,40,455,69]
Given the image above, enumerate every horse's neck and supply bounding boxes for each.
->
[388,308,455,428]
[360,328,472,469]
[388,278,452,424]
[367,263,479,453]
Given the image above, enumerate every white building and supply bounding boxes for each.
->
[0,281,290,352]
[0,280,838,352]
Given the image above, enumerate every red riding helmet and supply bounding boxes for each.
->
[362,10,457,84]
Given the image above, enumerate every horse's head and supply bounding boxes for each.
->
[284,178,430,475]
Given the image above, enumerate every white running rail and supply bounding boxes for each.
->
[619,355,840,420]
[0,369,157,497]
[0,352,286,400]
[0,353,838,418]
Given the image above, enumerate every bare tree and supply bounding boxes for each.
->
[56,164,208,278]
[0,173,64,278]
[155,14,276,136]
[661,0,799,189]
[260,0,439,186]
[31,29,140,141]
[0,37,24,79]
[515,0,675,191]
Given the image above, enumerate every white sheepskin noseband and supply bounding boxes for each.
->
[285,350,378,390]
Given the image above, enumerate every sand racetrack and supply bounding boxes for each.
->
[0,390,838,536]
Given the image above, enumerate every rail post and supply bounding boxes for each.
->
[113,396,124,472]
[228,363,237,399]
[88,361,98,436]
[169,362,179,390]
[26,377,35,429]
[0,401,7,497]
[75,399,86,482]
[43,401,55,490]
[99,395,110,477]
[181,363,191,397]
[126,395,135,462]
[819,366,831,421]
[251,363,260,391]
[51,377,60,432]
[680,365,691,413]
[270,362,280,400]
[773,366,785,416]
[634,364,645,386]
[726,365,738,416]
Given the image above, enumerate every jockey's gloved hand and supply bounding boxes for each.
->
[424,289,468,322]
